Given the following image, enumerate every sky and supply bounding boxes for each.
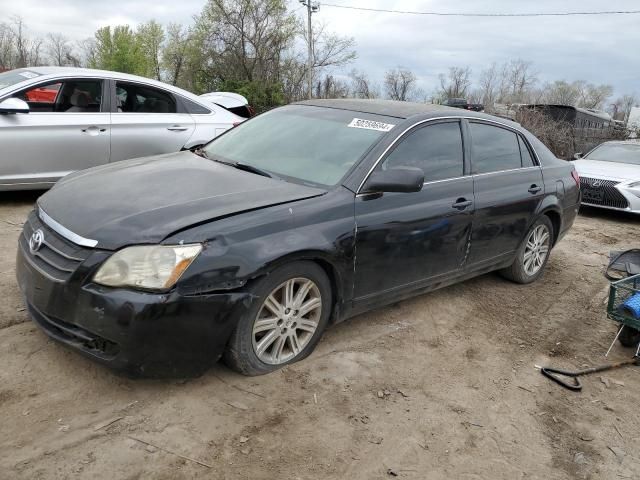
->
[1,0,638,99]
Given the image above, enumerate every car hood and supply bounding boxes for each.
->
[573,159,640,182]
[37,151,326,250]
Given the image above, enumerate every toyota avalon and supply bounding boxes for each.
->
[16,100,581,377]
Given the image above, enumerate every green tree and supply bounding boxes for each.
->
[136,20,165,80]
[91,25,146,75]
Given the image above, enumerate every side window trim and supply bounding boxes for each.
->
[379,119,466,182]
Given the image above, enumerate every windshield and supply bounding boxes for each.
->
[203,105,396,186]
[0,69,41,90]
[585,143,640,165]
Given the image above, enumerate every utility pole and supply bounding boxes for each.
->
[300,0,319,99]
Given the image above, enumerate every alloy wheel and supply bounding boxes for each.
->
[252,277,322,365]
[523,224,550,276]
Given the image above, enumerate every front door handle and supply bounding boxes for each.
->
[81,126,107,135]
[167,125,189,132]
[452,198,473,210]
[528,184,542,194]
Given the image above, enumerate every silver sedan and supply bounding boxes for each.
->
[572,140,640,213]
[0,67,245,191]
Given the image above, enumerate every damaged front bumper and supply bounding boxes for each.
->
[16,242,252,378]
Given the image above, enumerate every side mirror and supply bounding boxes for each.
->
[573,152,583,160]
[362,167,424,194]
[0,97,30,114]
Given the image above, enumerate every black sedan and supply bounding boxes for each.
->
[16,99,581,377]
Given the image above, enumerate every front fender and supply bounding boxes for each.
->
[170,188,356,305]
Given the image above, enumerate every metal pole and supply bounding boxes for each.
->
[307,2,313,99]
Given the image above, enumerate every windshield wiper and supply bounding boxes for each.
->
[231,162,276,179]
[198,150,278,179]
[212,158,276,179]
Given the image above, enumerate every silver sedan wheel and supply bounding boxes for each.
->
[523,224,550,276]
[252,277,322,365]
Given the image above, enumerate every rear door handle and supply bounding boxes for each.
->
[81,126,107,135]
[452,198,473,210]
[167,125,189,131]
[528,184,542,194]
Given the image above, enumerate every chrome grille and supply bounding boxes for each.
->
[19,210,92,282]
[579,176,629,210]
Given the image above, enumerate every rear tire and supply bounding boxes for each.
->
[223,261,332,376]
[619,326,640,348]
[500,215,554,284]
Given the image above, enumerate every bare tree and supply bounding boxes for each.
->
[619,94,638,123]
[76,38,97,68]
[498,59,537,104]
[478,63,499,107]
[349,69,379,99]
[0,22,16,69]
[309,23,356,70]
[578,83,613,110]
[439,66,471,99]
[384,67,417,101]
[541,80,581,106]
[46,33,80,67]
[11,16,42,67]
[314,74,349,99]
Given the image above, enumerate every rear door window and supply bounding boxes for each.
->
[382,121,464,182]
[115,82,177,113]
[470,123,522,174]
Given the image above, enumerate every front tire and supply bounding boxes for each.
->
[224,261,332,376]
[500,215,554,284]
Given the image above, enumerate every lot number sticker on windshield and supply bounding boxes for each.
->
[348,118,395,132]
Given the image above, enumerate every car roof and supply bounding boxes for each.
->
[293,98,506,122]
[293,99,465,119]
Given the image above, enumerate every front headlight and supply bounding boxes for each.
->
[93,244,202,290]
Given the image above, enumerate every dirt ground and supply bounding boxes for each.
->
[1,191,639,480]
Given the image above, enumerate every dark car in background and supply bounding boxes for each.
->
[444,98,468,109]
[444,98,483,112]
[16,99,581,377]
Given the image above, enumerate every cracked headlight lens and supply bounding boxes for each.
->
[93,244,202,290]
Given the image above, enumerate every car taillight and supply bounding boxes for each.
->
[571,169,580,188]
[232,122,241,128]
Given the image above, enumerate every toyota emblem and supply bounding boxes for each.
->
[29,229,44,254]
[591,180,602,188]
